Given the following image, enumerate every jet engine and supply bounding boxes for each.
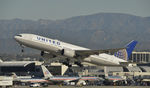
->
[61,48,75,57]
[76,80,86,86]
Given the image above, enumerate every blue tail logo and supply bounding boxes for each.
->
[114,40,138,61]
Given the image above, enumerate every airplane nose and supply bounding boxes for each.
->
[14,34,23,41]
[14,35,22,42]
[14,36,18,40]
[14,34,24,44]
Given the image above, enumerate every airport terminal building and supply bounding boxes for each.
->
[1,51,150,84]
[0,61,44,77]
[130,52,150,63]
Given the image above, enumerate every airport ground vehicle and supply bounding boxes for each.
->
[30,83,40,87]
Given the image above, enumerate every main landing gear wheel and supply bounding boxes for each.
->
[62,61,72,67]
[21,48,24,53]
[74,61,83,67]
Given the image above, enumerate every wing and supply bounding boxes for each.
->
[75,48,125,58]
[119,62,140,66]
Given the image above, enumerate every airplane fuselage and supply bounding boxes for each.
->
[14,33,127,66]
[50,76,98,81]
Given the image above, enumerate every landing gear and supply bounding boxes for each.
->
[20,45,25,56]
[74,61,83,67]
[21,48,24,53]
[62,59,83,68]
[74,61,86,71]
[62,61,72,67]
[20,44,24,53]
[41,51,44,56]
[61,58,71,67]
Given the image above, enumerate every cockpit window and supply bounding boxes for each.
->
[16,35,22,37]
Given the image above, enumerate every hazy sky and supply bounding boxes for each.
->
[0,0,150,20]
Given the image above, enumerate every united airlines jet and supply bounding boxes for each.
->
[14,33,137,67]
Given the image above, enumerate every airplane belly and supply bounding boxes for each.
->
[84,55,120,66]
[19,38,60,52]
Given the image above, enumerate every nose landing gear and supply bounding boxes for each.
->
[20,45,25,55]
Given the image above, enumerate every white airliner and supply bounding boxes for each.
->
[41,65,100,86]
[14,33,137,66]
[13,65,100,86]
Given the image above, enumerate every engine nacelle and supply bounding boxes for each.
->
[62,48,75,57]
[76,80,86,86]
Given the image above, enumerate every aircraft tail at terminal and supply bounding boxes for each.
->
[41,65,53,78]
[0,59,3,62]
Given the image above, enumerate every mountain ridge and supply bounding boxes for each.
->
[0,13,150,54]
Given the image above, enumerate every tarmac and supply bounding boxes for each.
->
[12,85,150,88]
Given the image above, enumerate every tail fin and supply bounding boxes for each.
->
[114,40,138,61]
[41,65,53,78]
[0,59,3,62]
[12,72,18,79]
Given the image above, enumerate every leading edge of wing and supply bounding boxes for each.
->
[75,48,125,57]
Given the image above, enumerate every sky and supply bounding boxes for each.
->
[0,0,150,20]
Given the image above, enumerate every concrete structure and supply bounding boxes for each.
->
[113,72,150,77]
[1,59,150,84]
[140,66,150,72]
[0,76,13,87]
[126,66,142,72]
[0,61,43,77]
[104,66,124,76]
[131,52,150,63]
[46,62,68,76]
[103,66,150,79]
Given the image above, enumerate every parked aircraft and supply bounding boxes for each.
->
[14,33,137,67]
[105,76,125,82]
[13,74,49,83]
[103,76,126,86]
[41,65,100,86]
[13,65,100,86]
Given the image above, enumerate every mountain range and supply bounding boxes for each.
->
[0,13,150,54]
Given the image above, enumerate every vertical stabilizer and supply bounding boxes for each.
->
[125,40,138,59]
[41,65,53,78]
[0,59,3,62]
[114,40,138,61]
